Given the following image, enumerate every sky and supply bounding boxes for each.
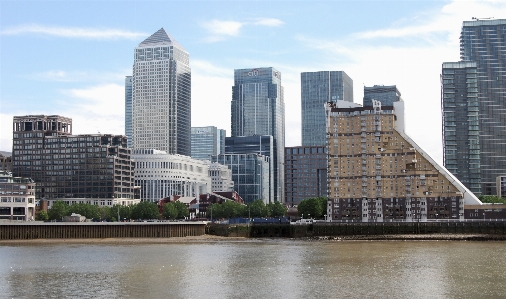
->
[1,0,506,163]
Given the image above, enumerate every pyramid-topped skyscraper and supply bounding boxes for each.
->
[129,28,191,155]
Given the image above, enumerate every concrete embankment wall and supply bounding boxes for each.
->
[207,222,506,238]
[0,222,206,240]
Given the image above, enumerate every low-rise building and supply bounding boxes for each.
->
[0,171,36,221]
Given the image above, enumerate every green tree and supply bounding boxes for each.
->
[297,197,327,219]
[208,201,246,219]
[479,195,506,204]
[48,201,69,221]
[131,201,160,220]
[68,203,100,220]
[267,201,287,217]
[173,201,189,219]
[35,210,49,221]
[110,204,132,221]
[248,200,269,218]
[162,202,178,220]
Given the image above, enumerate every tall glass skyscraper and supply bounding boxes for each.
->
[125,76,133,148]
[131,28,191,156]
[456,19,506,195]
[441,62,481,195]
[363,85,402,107]
[301,71,353,146]
[191,126,226,160]
[231,67,285,203]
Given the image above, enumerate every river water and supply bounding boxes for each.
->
[0,239,505,299]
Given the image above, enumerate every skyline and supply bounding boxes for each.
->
[2,0,506,164]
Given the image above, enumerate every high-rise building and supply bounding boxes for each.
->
[211,153,270,204]
[441,62,481,195]
[125,76,133,148]
[325,100,481,222]
[225,135,274,201]
[191,126,226,160]
[132,28,191,155]
[363,85,402,107]
[458,19,506,195]
[285,145,327,206]
[11,115,136,205]
[301,71,353,146]
[231,67,284,203]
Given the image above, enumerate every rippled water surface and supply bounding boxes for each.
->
[1,239,505,299]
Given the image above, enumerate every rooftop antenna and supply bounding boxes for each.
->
[472,17,494,20]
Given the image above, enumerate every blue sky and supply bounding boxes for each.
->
[1,0,505,163]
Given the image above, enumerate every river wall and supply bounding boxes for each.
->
[0,222,206,240]
[207,222,506,239]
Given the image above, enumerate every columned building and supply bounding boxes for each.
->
[131,28,191,155]
[301,71,353,146]
[133,149,211,202]
[231,67,284,203]
[325,100,481,222]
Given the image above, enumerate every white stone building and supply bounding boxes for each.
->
[0,171,36,221]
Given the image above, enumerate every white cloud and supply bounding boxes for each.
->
[31,69,128,82]
[252,18,284,27]
[1,24,147,39]
[201,20,243,37]
[200,17,284,42]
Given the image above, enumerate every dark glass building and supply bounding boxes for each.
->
[441,62,481,195]
[191,126,226,161]
[11,115,135,202]
[301,71,353,146]
[284,146,327,206]
[363,85,402,107]
[231,67,284,203]
[457,19,506,195]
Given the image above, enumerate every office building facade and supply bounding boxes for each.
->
[125,76,133,148]
[231,67,284,203]
[191,126,226,160]
[211,153,270,204]
[459,19,506,195]
[285,146,327,206]
[441,62,481,195]
[325,100,481,222]
[363,85,402,107]
[301,71,353,146]
[0,171,36,221]
[133,149,211,202]
[12,115,135,205]
[132,28,191,155]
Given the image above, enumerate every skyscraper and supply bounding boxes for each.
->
[363,85,402,107]
[132,28,191,155]
[191,126,225,160]
[231,67,285,203]
[441,62,481,195]
[446,19,506,195]
[125,76,133,148]
[301,71,353,146]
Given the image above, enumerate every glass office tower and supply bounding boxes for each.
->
[441,62,481,195]
[132,28,191,156]
[231,67,284,203]
[459,19,506,195]
[191,126,226,160]
[363,85,402,107]
[301,71,353,146]
[125,76,133,148]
